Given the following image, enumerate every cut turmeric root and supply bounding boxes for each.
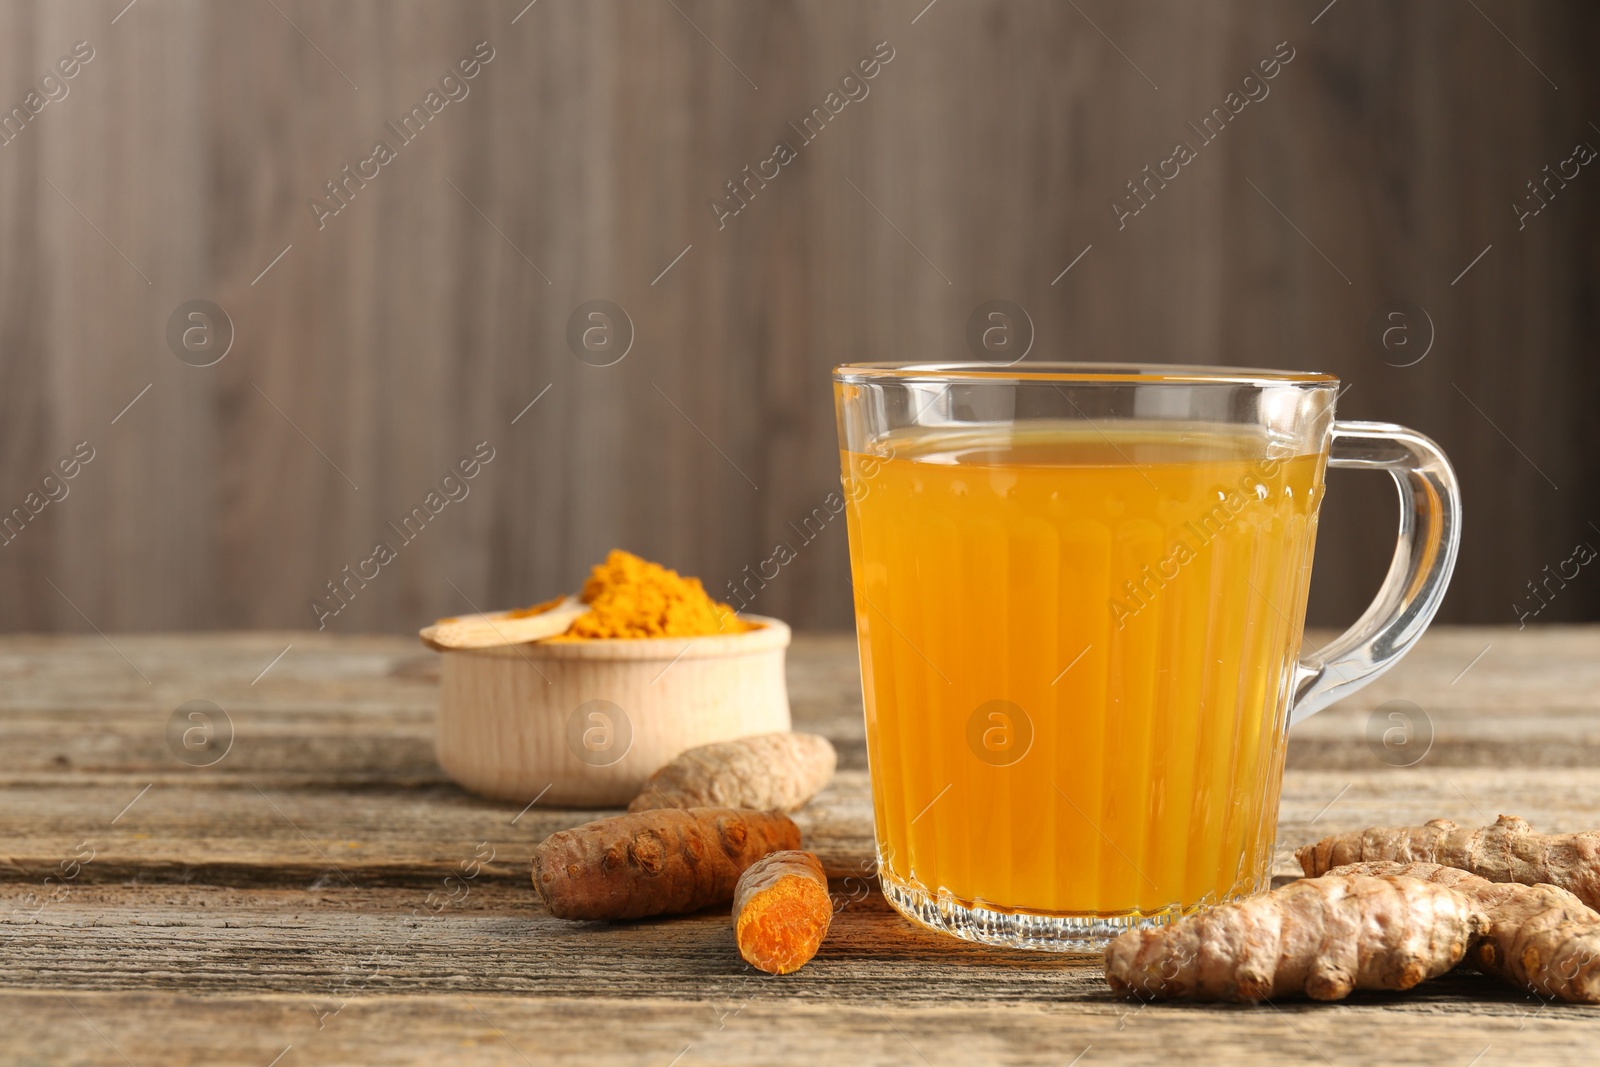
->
[629,732,837,814]
[1297,815,1600,910]
[1104,873,1485,1002]
[733,850,832,975]
[1325,861,1600,1004]
[532,807,800,920]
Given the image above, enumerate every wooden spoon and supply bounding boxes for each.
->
[419,597,589,651]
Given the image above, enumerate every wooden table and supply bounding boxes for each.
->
[2,627,1596,1065]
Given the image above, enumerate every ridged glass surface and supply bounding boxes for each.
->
[842,423,1325,947]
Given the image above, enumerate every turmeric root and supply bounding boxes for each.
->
[1297,815,1600,910]
[532,807,800,920]
[1325,861,1600,1004]
[1104,874,1485,1002]
[629,732,837,814]
[732,850,832,975]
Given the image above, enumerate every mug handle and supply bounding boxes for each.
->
[1288,421,1462,726]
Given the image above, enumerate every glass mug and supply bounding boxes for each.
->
[833,363,1460,950]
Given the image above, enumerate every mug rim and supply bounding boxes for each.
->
[833,361,1339,386]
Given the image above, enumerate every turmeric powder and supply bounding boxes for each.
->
[506,595,567,619]
[539,550,752,640]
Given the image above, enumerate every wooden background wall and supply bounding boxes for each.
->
[1,0,1596,635]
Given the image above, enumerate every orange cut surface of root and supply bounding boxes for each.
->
[733,851,832,974]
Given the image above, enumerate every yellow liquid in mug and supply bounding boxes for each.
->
[842,423,1326,918]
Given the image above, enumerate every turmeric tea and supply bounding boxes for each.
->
[844,426,1323,918]
[534,550,752,640]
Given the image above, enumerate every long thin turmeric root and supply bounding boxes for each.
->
[532,807,800,920]
[628,732,837,813]
[1325,861,1600,1004]
[1104,874,1485,1002]
[733,850,832,975]
[1297,815,1600,910]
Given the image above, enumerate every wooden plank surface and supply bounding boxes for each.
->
[2,627,1598,1065]
[2,0,1599,635]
